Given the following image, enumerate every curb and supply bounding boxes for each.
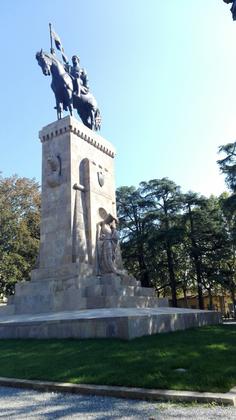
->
[0,377,235,406]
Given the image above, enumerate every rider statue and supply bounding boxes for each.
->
[66,55,89,97]
[36,25,101,130]
[223,0,236,20]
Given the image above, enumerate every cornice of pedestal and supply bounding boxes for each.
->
[39,116,116,158]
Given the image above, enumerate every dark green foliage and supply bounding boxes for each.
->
[0,326,235,392]
[140,178,184,306]
[212,194,236,317]
[218,142,236,193]
[117,178,236,311]
[0,174,40,295]
[116,186,153,287]
[182,194,227,309]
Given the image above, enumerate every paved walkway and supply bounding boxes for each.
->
[0,386,235,419]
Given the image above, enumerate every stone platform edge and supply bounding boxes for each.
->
[0,307,221,340]
[0,377,235,406]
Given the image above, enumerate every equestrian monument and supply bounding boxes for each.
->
[0,26,221,339]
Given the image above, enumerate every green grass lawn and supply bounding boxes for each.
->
[0,325,235,393]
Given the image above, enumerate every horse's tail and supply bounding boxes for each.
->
[95,109,102,131]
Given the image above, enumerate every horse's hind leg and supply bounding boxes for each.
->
[94,109,101,131]
[69,103,73,117]
[78,108,90,129]
[55,96,63,120]
[89,109,95,130]
[65,91,73,117]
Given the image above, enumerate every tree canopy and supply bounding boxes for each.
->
[0,174,40,295]
[117,177,236,313]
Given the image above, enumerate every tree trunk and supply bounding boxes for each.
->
[208,288,213,310]
[188,204,204,309]
[166,243,178,307]
[183,287,189,308]
[137,244,150,288]
[196,268,204,309]
[190,253,204,309]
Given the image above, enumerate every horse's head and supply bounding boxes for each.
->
[36,49,51,76]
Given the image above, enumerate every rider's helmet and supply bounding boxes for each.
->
[72,55,80,65]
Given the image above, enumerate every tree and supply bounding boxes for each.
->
[182,192,208,309]
[117,179,233,310]
[213,194,236,317]
[116,186,153,287]
[0,174,40,295]
[182,193,229,310]
[217,143,236,316]
[218,142,236,193]
[217,142,236,213]
[140,178,184,307]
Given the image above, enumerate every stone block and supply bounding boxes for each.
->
[0,304,15,316]
[0,308,222,340]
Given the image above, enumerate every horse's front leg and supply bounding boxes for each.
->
[66,91,73,117]
[56,102,63,120]
[54,92,63,120]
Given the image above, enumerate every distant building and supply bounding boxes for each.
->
[176,294,234,317]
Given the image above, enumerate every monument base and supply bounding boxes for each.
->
[0,307,221,340]
[0,268,221,339]
[0,269,168,316]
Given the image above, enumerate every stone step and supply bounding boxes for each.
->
[11,291,87,315]
[0,304,15,316]
[135,287,156,297]
[85,295,166,309]
[4,273,168,315]
[119,275,141,287]
[113,296,164,309]
[15,275,144,300]
[1,292,169,316]
[83,285,156,298]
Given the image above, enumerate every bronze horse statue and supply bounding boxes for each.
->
[223,0,236,20]
[36,50,101,130]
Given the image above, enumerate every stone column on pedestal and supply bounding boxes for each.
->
[37,115,116,275]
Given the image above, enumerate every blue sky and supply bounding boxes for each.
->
[0,1,235,196]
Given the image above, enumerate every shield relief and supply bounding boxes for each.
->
[97,171,104,187]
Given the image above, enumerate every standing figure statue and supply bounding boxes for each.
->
[36,25,101,131]
[96,213,121,275]
[223,0,236,20]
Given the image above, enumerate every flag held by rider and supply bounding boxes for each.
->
[51,29,62,51]
[50,24,68,63]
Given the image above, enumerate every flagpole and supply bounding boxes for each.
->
[49,22,54,54]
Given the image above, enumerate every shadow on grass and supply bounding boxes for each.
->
[0,325,235,392]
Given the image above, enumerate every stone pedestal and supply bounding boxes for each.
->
[38,115,116,271]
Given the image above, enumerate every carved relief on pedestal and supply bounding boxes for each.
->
[97,171,104,187]
[47,154,62,187]
[72,182,88,264]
